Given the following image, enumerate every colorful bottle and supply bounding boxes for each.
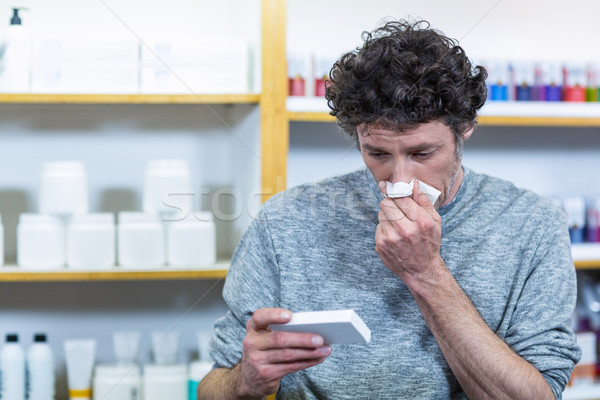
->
[287,55,306,96]
[564,64,586,102]
[563,197,586,243]
[586,64,599,102]
[536,62,562,101]
[488,61,509,101]
[586,198,600,243]
[513,62,534,101]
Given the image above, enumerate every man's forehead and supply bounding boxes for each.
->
[357,120,449,137]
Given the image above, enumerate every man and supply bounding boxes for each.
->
[199,20,580,399]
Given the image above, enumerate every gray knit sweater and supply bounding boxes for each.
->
[211,167,581,399]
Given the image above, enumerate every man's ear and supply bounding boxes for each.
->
[463,126,475,141]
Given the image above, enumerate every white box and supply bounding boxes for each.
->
[31,39,140,93]
[269,309,371,344]
[140,37,249,94]
[140,37,246,67]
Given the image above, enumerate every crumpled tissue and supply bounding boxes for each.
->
[385,180,441,205]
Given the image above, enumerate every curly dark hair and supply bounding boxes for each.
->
[325,19,487,145]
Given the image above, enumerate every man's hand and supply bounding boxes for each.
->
[375,181,444,283]
[237,308,332,398]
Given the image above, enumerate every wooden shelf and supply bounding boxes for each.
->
[286,97,600,127]
[0,93,260,105]
[575,261,600,270]
[573,244,600,269]
[0,261,229,282]
[288,111,335,122]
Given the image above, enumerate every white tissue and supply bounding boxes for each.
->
[386,180,441,205]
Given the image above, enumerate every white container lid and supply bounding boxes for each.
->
[146,159,190,172]
[192,211,213,222]
[118,212,161,225]
[42,160,86,173]
[189,360,213,380]
[168,212,214,225]
[70,213,115,225]
[19,213,63,226]
[576,332,597,365]
[143,364,187,377]
[95,364,141,378]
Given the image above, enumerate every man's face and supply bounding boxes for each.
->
[358,120,472,207]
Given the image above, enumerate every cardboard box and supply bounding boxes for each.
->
[269,309,371,345]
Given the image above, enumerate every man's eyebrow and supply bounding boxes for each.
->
[361,143,440,152]
[361,144,384,152]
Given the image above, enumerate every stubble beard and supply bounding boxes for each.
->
[435,140,464,208]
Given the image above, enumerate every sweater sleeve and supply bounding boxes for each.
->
[504,211,581,399]
[209,208,281,368]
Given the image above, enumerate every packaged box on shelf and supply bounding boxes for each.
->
[31,39,140,94]
[569,332,597,387]
[140,37,249,94]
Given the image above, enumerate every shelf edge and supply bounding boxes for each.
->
[0,93,261,105]
[0,263,230,282]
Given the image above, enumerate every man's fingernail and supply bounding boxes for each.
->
[378,181,386,189]
[319,345,331,355]
[281,311,291,320]
[312,336,324,346]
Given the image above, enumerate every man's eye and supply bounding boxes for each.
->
[369,152,386,158]
[413,152,431,159]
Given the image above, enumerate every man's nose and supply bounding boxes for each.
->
[391,161,413,183]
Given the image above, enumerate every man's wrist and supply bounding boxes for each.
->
[403,258,451,303]
[232,363,269,400]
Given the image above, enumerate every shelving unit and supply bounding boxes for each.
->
[2,1,600,397]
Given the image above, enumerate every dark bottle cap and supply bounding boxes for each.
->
[34,333,47,343]
[6,333,18,342]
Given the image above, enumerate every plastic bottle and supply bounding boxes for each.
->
[26,333,55,400]
[93,364,140,400]
[0,333,26,400]
[188,332,214,400]
[143,364,187,400]
[0,8,32,93]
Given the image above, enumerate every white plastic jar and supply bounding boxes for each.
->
[93,364,141,400]
[17,214,65,269]
[117,212,165,268]
[39,161,89,215]
[167,212,216,267]
[143,160,193,215]
[142,364,187,400]
[67,213,115,269]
